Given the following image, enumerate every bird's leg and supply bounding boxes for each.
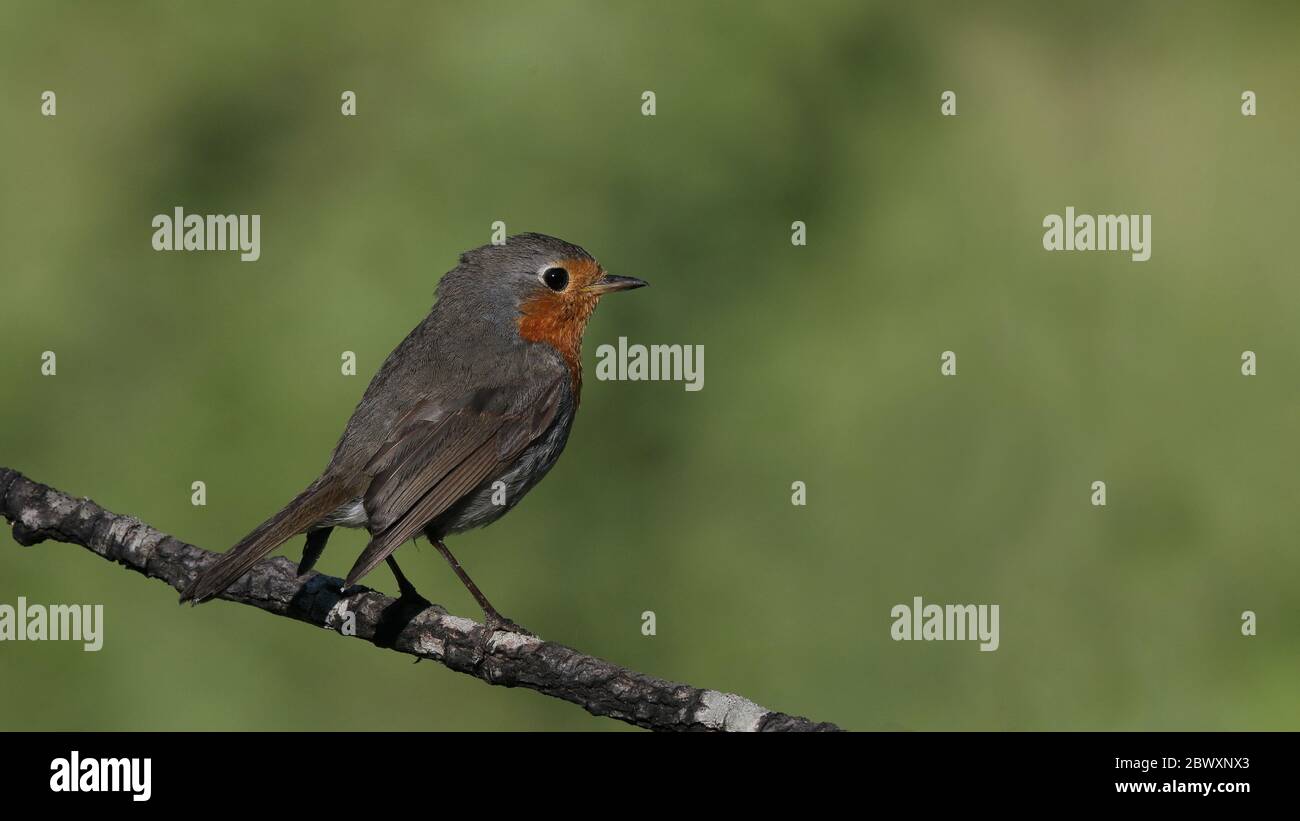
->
[430,537,534,639]
[385,554,432,610]
[297,526,333,576]
[373,554,436,649]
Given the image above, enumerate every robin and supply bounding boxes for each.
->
[180,233,647,637]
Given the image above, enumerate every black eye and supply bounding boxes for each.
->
[541,267,569,291]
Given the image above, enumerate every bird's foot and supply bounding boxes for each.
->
[393,578,433,612]
[385,555,434,611]
[478,609,536,651]
[373,579,436,648]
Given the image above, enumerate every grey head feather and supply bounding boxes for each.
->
[437,232,595,317]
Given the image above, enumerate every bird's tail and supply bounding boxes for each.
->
[180,478,353,604]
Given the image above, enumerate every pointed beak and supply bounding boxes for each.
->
[585,274,648,295]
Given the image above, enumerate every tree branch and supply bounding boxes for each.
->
[0,467,839,732]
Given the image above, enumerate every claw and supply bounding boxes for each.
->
[479,610,536,651]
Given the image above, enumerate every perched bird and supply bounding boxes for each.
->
[180,233,646,635]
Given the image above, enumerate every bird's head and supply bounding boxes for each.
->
[439,233,646,386]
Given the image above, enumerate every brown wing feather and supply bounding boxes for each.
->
[342,378,565,588]
[362,411,506,534]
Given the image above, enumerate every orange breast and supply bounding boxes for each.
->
[517,257,603,399]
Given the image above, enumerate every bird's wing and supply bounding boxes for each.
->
[342,376,566,587]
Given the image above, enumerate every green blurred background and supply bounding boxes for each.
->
[2,1,1298,731]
